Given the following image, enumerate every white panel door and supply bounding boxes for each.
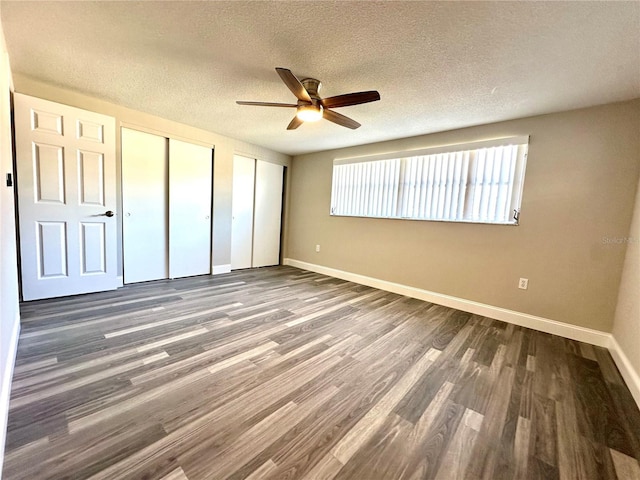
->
[15,93,117,301]
[169,139,212,278]
[121,128,168,284]
[253,161,284,267]
[231,155,255,270]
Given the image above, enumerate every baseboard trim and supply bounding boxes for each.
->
[0,313,20,475]
[608,336,640,408]
[283,258,611,348]
[212,264,231,275]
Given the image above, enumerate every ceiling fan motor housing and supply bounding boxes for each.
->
[301,78,322,100]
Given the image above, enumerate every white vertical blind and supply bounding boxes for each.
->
[331,137,528,224]
[331,158,401,218]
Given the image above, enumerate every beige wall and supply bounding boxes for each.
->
[612,172,640,380]
[11,74,292,274]
[0,16,20,469]
[286,100,640,332]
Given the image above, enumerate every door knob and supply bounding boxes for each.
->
[102,210,115,217]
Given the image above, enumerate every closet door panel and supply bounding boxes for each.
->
[121,128,168,284]
[252,161,283,267]
[169,139,212,278]
[231,155,255,270]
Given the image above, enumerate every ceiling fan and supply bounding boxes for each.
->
[236,67,380,130]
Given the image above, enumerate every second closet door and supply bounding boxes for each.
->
[169,139,212,278]
[122,128,169,284]
[231,155,255,270]
[253,160,284,268]
[231,155,284,270]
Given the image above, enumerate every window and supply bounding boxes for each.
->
[330,136,528,225]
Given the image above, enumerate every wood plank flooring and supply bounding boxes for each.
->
[3,266,640,479]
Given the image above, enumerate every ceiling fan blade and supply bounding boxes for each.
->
[287,116,304,130]
[276,67,312,102]
[236,101,297,107]
[323,109,361,129]
[321,91,380,109]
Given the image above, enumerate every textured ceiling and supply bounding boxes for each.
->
[2,1,639,156]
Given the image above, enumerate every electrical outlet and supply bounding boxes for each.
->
[518,278,529,290]
[315,244,320,253]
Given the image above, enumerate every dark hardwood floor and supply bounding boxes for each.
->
[3,266,640,479]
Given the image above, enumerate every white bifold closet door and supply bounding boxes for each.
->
[231,155,255,270]
[253,160,284,267]
[122,128,212,283]
[168,139,212,278]
[231,155,283,270]
[122,129,168,284]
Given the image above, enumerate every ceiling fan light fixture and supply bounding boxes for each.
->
[296,104,323,122]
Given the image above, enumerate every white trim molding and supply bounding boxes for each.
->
[608,336,640,408]
[0,314,20,475]
[283,258,611,347]
[212,264,232,275]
